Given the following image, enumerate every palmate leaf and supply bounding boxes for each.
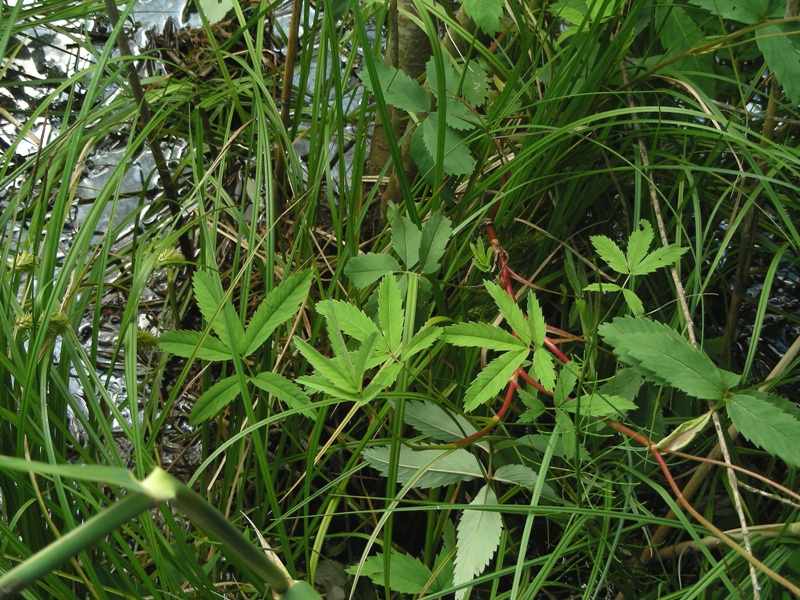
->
[526,292,546,347]
[294,338,359,394]
[242,270,312,356]
[404,400,479,443]
[485,280,530,345]
[442,321,527,352]
[316,299,385,350]
[250,372,316,420]
[625,220,656,269]
[419,210,453,275]
[388,202,421,269]
[560,393,638,417]
[599,316,740,399]
[193,270,245,353]
[378,275,404,353]
[532,349,556,392]
[463,349,529,412]
[189,375,242,425]
[345,253,402,288]
[590,235,627,274]
[727,391,800,469]
[633,244,688,276]
[362,445,482,488]
[158,330,231,361]
[454,484,502,600]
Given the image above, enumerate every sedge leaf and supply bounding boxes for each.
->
[190,375,241,425]
[463,349,529,412]
[727,392,800,469]
[345,253,401,288]
[454,484,502,600]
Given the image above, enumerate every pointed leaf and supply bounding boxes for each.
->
[655,412,711,452]
[621,288,645,316]
[442,321,527,351]
[296,374,361,402]
[362,445,482,488]
[250,372,316,420]
[193,270,244,353]
[625,220,655,271]
[560,393,638,417]
[590,235,628,274]
[686,0,769,23]
[378,275,404,353]
[526,293,546,347]
[404,400,479,443]
[360,59,431,113]
[484,280,530,345]
[402,324,443,360]
[360,361,403,404]
[727,392,800,469]
[463,349,528,412]
[389,203,421,269]
[454,484,502,600]
[419,210,453,275]
[316,299,385,350]
[242,270,312,356]
[345,253,402,288]
[349,552,434,594]
[532,349,557,392]
[584,282,623,294]
[756,24,800,106]
[189,375,242,425]
[461,59,489,107]
[158,330,231,360]
[294,338,359,393]
[461,0,505,34]
[421,114,475,177]
[632,244,688,276]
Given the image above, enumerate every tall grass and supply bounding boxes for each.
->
[1,0,799,597]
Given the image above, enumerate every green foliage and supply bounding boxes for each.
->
[453,484,503,599]
[726,392,800,469]
[460,0,505,35]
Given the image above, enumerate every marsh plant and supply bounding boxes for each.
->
[1,0,800,598]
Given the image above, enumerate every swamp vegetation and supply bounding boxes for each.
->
[1,0,800,597]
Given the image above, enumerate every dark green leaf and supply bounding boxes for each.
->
[404,400,479,443]
[443,321,527,351]
[485,280,531,345]
[687,0,768,23]
[250,372,316,420]
[421,114,475,177]
[378,275,404,353]
[158,330,231,361]
[345,253,401,288]
[388,203,421,269]
[463,349,528,412]
[190,376,242,425]
[756,24,800,106]
[349,552,434,594]
[526,292,546,347]
[360,59,430,113]
[419,210,453,274]
[560,393,638,417]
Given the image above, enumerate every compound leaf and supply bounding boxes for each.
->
[405,400,479,443]
[463,349,529,412]
[590,235,627,274]
[250,372,316,420]
[443,321,527,352]
[485,280,530,345]
[158,330,231,360]
[190,375,241,425]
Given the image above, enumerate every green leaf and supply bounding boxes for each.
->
[599,316,740,399]
[461,0,505,34]
[687,0,768,23]
[242,270,312,356]
[294,338,359,394]
[584,282,623,294]
[402,324,443,360]
[349,552,434,594]
[485,280,530,345]
[0,457,146,492]
[492,464,540,488]
[633,244,688,276]
[388,203,421,269]
[655,412,711,452]
[378,275,404,354]
[345,253,402,288]
[454,484,502,600]
[526,292,546,347]
[554,362,579,406]
[360,361,403,404]
[532,349,557,392]
[193,270,244,353]
[590,235,627,274]
[461,60,489,107]
[404,400,479,443]
[727,392,800,469]
[190,375,242,425]
[316,300,385,350]
[250,372,316,420]
[360,59,430,113]
[560,393,638,417]
[421,114,475,177]
[621,288,645,316]
[362,445,482,488]
[756,24,800,106]
[296,374,361,402]
[463,349,528,412]
[419,210,453,275]
[517,388,546,423]
[158,330,231,360]
[442,322,527,352]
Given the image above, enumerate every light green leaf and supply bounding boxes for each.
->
[590,235,627,274]
[454,484,502,600]
[362,445,482,488]
[532,349,556,392]
[296,374,361,402]
[345,253,402,288]
[560,393,638,417]
[389,203,421,269]
[360,361,403,404]
[554,362,579,406]
[442,321,527,352]
[633,244,688,276]
[316,300,385,351]
[584,282,623,294]
[419,210,453,274]
[402,324,443,360]
[242,270,312,356]
[193,270,244,353]
[655,412,711,452]
[0,457,146,492]
[461,0,505,34]
[626,220,655,270]
[353,332,382,383]
[526,292,546,347]
[294,338,359,393]
[517,388,546,424]
[360,59,430,113]
[378,275,404,353]
[190,375,242,425]
[485,280,530,345]
[158,330,231,361]
[349,552,434,594]
[463,349,528,412]
[421,114,475,177]
[756,24,800,106]
[461,59,489,107]
[250,372,316,420]
[687,0,768,23]
[404,400,479,443]
[621,288,645,316]
[727,392,800,469]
